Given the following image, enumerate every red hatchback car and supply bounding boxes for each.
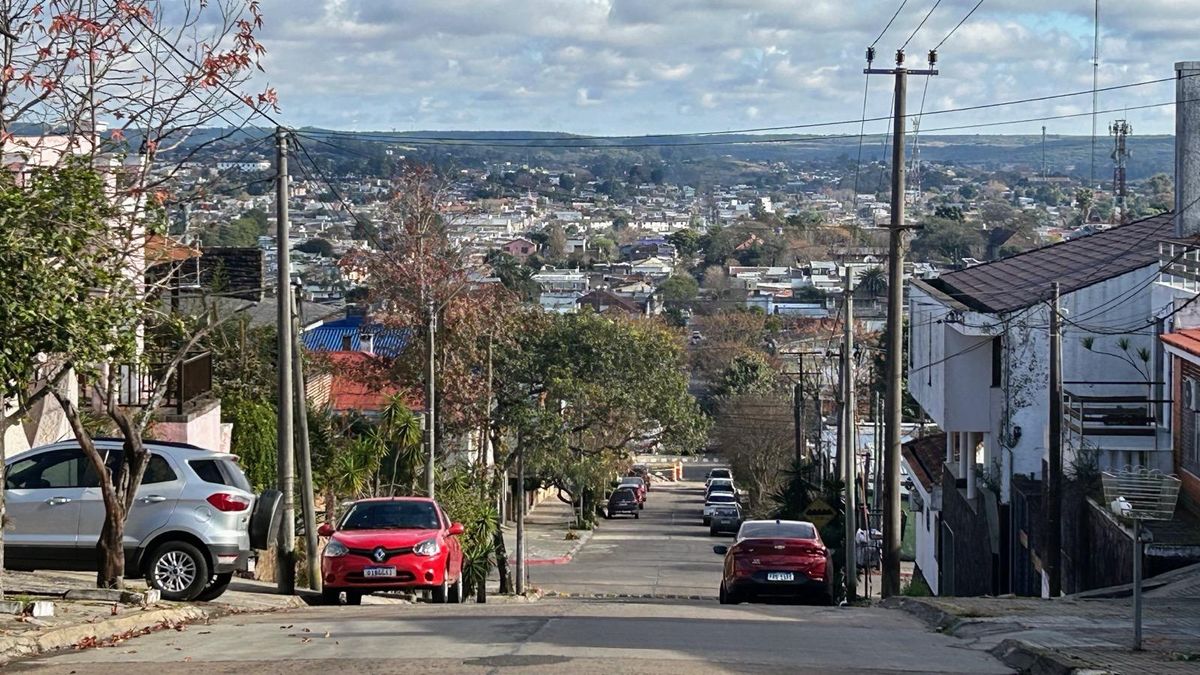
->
[319,497,465,605]
[714,519,834,605]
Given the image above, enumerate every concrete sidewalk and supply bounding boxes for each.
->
[885,589,1200,674]
[0,570,306,665]
[500,493,593,565]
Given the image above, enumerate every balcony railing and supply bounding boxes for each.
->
[1063,385,1170,472]
[116,350,213,415]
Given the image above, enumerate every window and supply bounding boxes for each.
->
[188,458,251,492]
[991,336,1003,388]
[339,501,441,531]
[737,521,816,540]
[191,459,224,485]
[6,449,97,489]
[142,454,178,484]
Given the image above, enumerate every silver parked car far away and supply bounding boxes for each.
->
[4,439,280,602]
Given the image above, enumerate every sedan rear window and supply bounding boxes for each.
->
[739,521,817,540]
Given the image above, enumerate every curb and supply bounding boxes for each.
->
[878,597,962,633]
[988,639,1081,675]
[882,597,1089,675]
[0,595,307,666]
[543,591,717,601]
[509,529,594,566]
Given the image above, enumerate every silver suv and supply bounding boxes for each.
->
[4,439,280,601]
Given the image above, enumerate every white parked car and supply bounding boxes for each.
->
[703,492,738,525]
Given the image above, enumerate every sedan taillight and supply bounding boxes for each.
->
[207,493,252,512]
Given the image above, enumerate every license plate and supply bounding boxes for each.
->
[767,572,795,582]
[363,567,396,578]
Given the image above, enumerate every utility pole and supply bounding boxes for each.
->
[794,378,805,465]
[1047,282,1063,597]
[866,47,937,598]
[843,268,857,601]
[274,126,295,595]
[425,300,437,498]
[290,284,320,592]
[1111,120,1131,224]
[1041,126,1047,181]
[515,434,527,595]
[1091,0,1100,189]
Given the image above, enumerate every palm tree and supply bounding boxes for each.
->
[859,267,888,297]
[380,396,424,496]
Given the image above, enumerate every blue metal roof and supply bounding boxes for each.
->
[303,315,411,358]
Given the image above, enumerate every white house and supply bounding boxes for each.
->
[908,211,1174,596]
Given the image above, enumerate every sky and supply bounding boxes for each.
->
[250,0,1198,137]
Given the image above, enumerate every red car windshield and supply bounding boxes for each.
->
[341,501,441,531]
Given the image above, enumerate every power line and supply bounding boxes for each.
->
[934,0,987,51]
[293,95,1189,153]
[902,0,944,50]
[872,0,911,47]
[291,74,1186,147]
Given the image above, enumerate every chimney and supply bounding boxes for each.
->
[1176,61,1200,236]
[360,333,374,355]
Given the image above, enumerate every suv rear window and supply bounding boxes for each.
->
[189,458,252,493]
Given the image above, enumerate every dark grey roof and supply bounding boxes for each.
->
[929,212,1174,314]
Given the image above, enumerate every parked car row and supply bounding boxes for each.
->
[607,473,649,519]
[701,468,742,534]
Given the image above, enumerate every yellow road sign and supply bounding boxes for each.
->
[803,497,837,531]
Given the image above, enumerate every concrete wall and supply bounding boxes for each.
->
[938,469,995,596]
[152,399,223,451]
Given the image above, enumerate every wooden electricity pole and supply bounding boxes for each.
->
[1047,282,1063,597]
[866,48,938,598]
[843,268,857,601]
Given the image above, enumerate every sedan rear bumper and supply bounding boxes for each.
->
[729,571,829,599]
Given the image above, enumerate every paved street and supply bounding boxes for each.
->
[529,477,724,599]
[14,598,1010,674]
[11,474,1010,673]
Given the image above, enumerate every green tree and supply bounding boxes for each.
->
[0,161,140,594]
[494,311,708,528]
[296,238,335,257]
[546,224,568,261]
[910,217,984,262]
[667,228,701,257]
[714,352,777,399]
[659,274,700,302]
[933,205,964,221]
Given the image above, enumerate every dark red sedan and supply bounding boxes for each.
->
[714,519,834,605]
[318,497,464,605]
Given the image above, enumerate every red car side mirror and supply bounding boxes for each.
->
[317,523,335,537]
[448,522,465,536]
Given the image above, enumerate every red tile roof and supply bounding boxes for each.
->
[901,432,946,493]
[1162,328,1200,357]
[322,351,420,413]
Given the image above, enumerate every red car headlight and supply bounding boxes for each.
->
[413,538,441,557]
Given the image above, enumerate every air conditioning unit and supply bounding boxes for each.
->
[1185,378,1200,412]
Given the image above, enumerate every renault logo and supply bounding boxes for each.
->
[373,547,386,562]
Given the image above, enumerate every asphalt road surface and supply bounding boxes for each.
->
[13,476,1010,674]
[15,598,1010,674]
[529,479,725,599]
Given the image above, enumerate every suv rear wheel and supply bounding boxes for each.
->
[145,541,211,601]
[194,572,233,602]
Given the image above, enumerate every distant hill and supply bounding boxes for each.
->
[170,126,1177,182]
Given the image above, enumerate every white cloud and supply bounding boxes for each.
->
[247,0,1185,134]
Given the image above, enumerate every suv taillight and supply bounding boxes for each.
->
[207,493,251,512]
